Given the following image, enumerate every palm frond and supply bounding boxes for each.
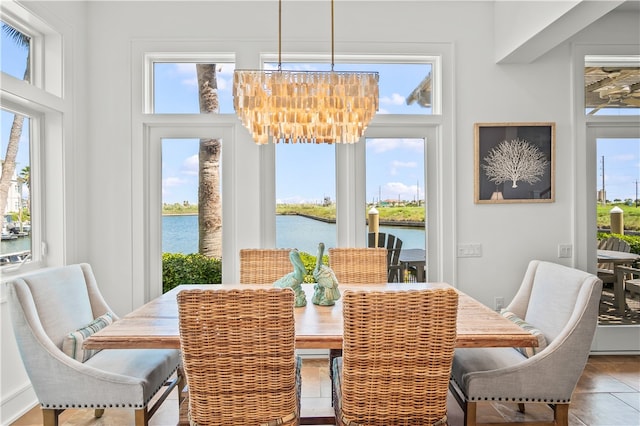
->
[2,23,30,49]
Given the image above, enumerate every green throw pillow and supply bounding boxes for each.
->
[62,312,114,362]
[500,309,547,358]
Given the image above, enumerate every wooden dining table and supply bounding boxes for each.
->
[85,282,537,425]
[597,249,640,312]
[85,282,538,350]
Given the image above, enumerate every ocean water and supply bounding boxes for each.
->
[162,214,426,255]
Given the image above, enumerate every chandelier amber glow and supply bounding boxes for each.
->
[232,0,379,144]
[233,69,379,144]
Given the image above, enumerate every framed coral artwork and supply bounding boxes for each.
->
[474,122,555,204]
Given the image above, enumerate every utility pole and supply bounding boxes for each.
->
[601,156,606,205]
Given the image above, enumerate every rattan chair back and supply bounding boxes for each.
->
[328,247,388,284]
[239,248,295,284]
[177,288,300,426]
[334,288,458,426]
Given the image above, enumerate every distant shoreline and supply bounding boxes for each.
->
[288,212,424,227]
[162,211,425,227]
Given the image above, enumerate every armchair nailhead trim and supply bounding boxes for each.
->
[468,396,572,403]
[39,365,178,409]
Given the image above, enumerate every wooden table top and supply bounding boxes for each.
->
[84,283,538,350]
[597,249,640,263]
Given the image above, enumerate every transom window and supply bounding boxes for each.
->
[147,55,236,114]
[585,55,640,116]
[264,61,436,115]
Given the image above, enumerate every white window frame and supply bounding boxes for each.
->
[0,2,65,276]
[133,42,455,291]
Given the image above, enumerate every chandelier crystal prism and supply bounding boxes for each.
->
[233,0,379,145]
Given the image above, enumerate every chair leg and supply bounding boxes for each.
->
[42,409,61,426]
[134,408,149,426]
[329,349,342,407]
[553,403,569,426]
[465,401,477,426]
[177,366,187,404]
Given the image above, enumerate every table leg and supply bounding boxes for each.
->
[614,276,626,312]
[416,261,426,282]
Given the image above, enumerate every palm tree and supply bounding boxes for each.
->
[0,24,30,232]
[196,64,222,258]
[19,165,30,190]
[19,165,30,212]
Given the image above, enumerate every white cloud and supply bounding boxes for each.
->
[367,138,423,153]
[174,63,195,75]
[276,195,321,204]
[380,92,405,106]
[162,176,188,199]
[183,154,199,176]
[612,153,636,162]
[381,181,423,202]
[181,77,198,88]
[172,63,232,91]
[390,160,417,176]
[164,176,187,188]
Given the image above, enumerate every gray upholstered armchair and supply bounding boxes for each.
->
[7,263,184,426]
[449,260,602,426]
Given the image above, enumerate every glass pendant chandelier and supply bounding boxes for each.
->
[233,0,379,145]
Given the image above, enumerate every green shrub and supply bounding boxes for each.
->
[162,253,222,293]
[298,251,329,283]
[162,251,332,290]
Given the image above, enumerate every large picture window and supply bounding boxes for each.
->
[1,108,32,267]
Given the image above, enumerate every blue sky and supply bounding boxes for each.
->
[597,138,640,202]
[2,28,638,205]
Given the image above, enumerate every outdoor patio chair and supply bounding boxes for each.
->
[449,260,602,426]
[333,288,458,425]
[368,232,404,282]
[597,236,631,285]
[176,287,300,425]
[239,248,296,283]
[7,263,184,426]
[616,265,640,302]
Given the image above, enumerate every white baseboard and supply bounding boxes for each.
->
[0,382,37,426]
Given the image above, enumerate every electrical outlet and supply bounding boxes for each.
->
[457,243,482,257]
[558,244,572,258]
[495,297,505,311]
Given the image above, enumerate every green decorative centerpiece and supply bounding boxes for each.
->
[311,242,340,306]
[273,249,307,307]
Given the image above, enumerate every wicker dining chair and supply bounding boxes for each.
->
[333,288,459,426]
[328,247,388,284]
[177,287,301,426]
[239,248,296,284]
[327,247,389,387]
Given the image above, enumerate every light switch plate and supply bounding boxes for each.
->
[457,243,482,257]
[558,244,572,258]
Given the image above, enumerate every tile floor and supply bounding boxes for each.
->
[10,355,640,426]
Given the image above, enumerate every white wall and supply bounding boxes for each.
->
[1,1,638,423]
